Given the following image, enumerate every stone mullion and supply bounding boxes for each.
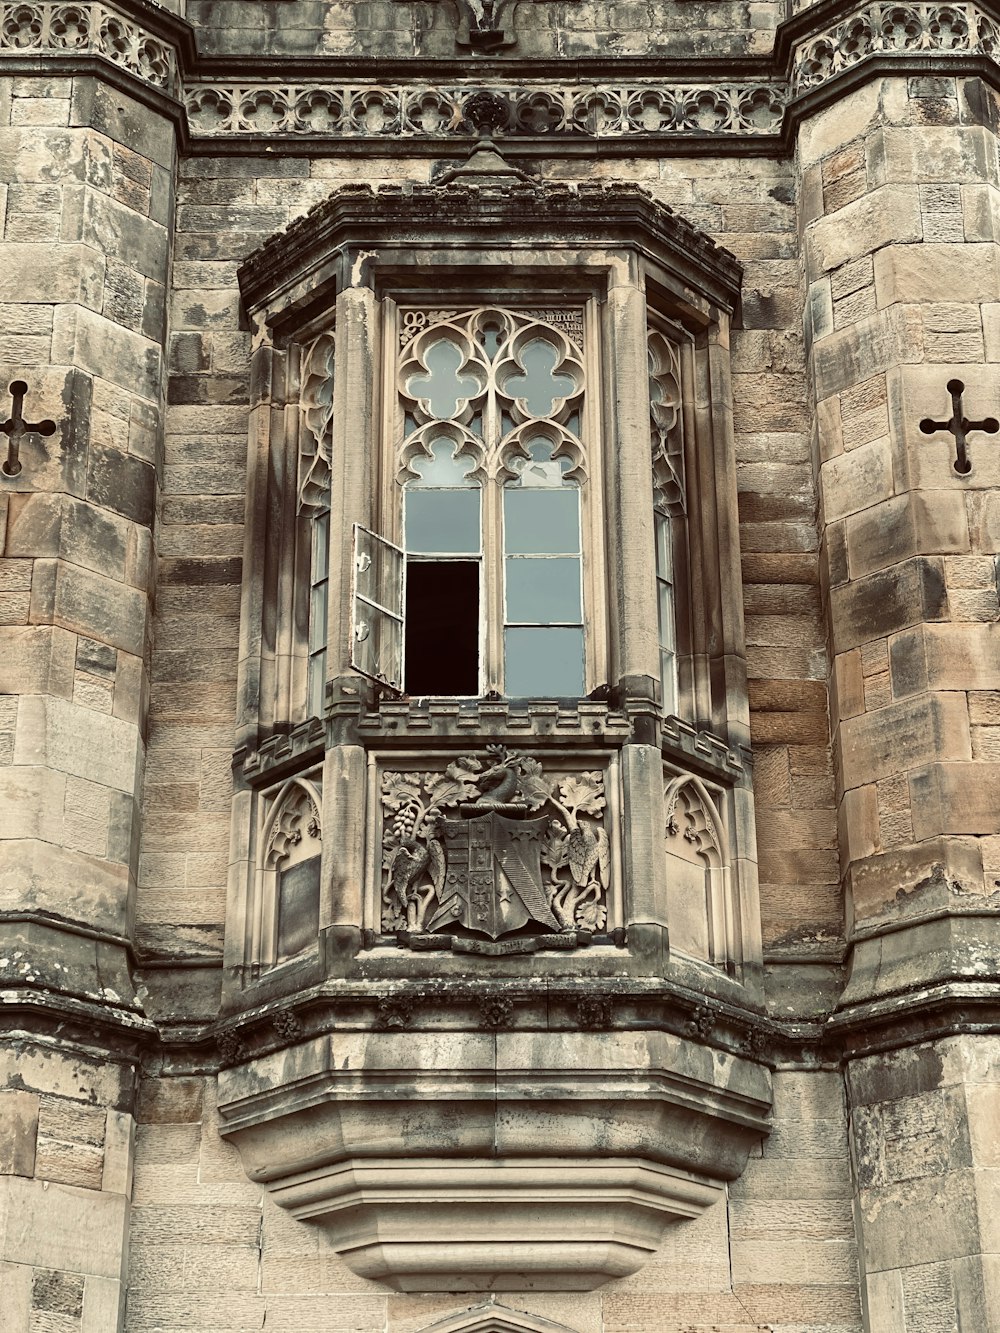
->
[320,285,380,954]
[604,283,660,696]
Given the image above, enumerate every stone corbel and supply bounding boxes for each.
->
[217,1024,771,1291]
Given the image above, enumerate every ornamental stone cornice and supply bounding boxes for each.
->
[5,0,1000,149]
[235,179,744,321]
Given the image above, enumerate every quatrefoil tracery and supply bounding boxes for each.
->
[397,308,587,485]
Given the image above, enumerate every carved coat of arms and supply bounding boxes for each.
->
[381,747,610,950]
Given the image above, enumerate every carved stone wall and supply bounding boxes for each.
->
[4,0,1000,1327]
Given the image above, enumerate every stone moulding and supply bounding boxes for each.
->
[216,1027,771,1291]
[5,0,1000,145]
[414,1305,581,1333]
[183,81,788,139]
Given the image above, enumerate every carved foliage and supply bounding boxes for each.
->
[648,329,685,515]
[299,329,335,512]
[396,307,586,485]
[380,749,610,938]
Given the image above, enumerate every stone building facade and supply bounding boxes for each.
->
[2,0,1000,1329]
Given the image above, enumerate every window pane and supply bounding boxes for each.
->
[504,490,579,554]
[309,584,327,653]
[354,526,403,612]
[506,557,581,623]
[409,438,476,486]
[312,511,330,581]
[307,652,325,719]
[655,511,672,578]
[657,582,675,650]
[407,338,480,419]
[353,604,403,689]
[660,648,677,715]
[405,560,479,696]
[504,338,576,417]
[505,627,584,697]
[405,489,480,554]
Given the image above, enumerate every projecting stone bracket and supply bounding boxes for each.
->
[217,1027,771,1291]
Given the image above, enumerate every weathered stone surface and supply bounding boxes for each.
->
[4,4,1000,1328]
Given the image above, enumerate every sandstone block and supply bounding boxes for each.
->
[910,761,1000,837]
[0,243,104,304]
[813,306,924,400]
[69,79,175,171]
[798,80,883,166]
[828,555,948,650]
[821,436,894,525]
[28,558,146,657]
[874,243,1000,307]
[0,1090,38,1175]
[806,187,921,280]
[848,836,984,920]
[6,492,131,581]
[0,1176,129,1279]
[845,490,970,578]
[839,691,971,789]
[872,125,997,185]
[12,694,142,795]
[52,305,161,403]
[838,784,879,862]
[962,182,1000,244]
[0,626,75,699]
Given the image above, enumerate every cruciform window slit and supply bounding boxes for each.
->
[919,378,999,476]
[1,380,56,478]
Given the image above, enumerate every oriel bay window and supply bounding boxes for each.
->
[352,306,595,698]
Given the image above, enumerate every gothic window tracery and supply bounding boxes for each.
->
[356,305,595,698]
[257,775,323,966]
[648,326,686,718]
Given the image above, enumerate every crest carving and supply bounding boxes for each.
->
[380,748,610,951]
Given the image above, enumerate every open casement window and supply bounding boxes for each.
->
[351,524,405,690]
[355,305,595,699]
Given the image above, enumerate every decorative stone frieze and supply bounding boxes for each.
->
[6,0,1000,148]
[0,0,180,95]
[183,81,788,140]
[790,1,1000,92]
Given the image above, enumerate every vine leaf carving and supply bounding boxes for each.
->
[379,751,610,938]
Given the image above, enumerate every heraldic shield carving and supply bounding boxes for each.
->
[429,812,560,939]
[379,747,610,954]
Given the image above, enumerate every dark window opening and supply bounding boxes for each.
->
[404,560,479,695]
